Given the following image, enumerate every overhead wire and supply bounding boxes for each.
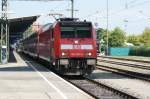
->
[84,0,150,20]
[128,0,150,8]
[9,0,70,17]
[82,0,150,33]
[128,0,139,4]
[110,0,150,17]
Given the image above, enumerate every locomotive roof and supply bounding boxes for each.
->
[36,20,92,33]
[59,21,92,27]
[58,18,92,26]
[58,18,79,21]
[37,23,53,33]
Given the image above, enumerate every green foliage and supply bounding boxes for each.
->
[140,27,150,46]
[97,26,150,56]
[97,27,126,52]
[97,28,109,44]
[109,27,126,47]
[127,27,150,47]
[97,28,110,52]
[129,46,150,57]
[127,35,141,46]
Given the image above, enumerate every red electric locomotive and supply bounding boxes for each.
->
[22,18,97,75]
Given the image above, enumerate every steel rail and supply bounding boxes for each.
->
[85,77,138,99]
[98,59,150,70]
[98,56,150,63]
[65,76,138,99]
[96,65,150,82]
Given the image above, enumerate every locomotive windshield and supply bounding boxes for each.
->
[61,26,91,38]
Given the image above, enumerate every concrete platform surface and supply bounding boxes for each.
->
[89,70,150,99]
[0,51,94,99]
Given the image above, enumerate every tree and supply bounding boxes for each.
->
[140,27,150,46]
[97,28,110,52]
[97,28,111,45]
[109,27,126,47]
[127,35,141,46]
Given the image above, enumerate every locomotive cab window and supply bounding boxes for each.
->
[76,27,91,38]
[61,26,91,38]
[61,27,75,38]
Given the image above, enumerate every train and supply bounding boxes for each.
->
[19,18,97,75]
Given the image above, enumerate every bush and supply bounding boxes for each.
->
[129,46,150,57]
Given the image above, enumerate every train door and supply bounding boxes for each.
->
[37,32,40,58]
[50,28,54,63]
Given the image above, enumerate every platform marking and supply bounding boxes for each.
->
[50,71,93,98]
[28,62,68,99]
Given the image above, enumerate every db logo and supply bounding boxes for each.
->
[73,45,81,49]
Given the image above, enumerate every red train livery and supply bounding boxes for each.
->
[21,18,97,75]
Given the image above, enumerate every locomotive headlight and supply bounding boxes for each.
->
[85,52,92,57]
[88,52,92,56]
[61,52,68,57]
[62,52,65,56]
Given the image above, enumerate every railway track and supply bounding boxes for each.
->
[97,56,150,82]
[25,57,137,99]
[64,76,137,99]
[98,59,150,70]
[98,56,150,63]
[21,53,147,99]
[98,56,150,69]
[96,65,150,82]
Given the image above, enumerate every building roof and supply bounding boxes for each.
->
[0,15,38,34]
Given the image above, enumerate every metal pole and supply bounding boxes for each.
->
[1,23,3,63]
[71,0,74,18]
[7,22,9,62]
[1,0,9,64]
[106,0,109,56]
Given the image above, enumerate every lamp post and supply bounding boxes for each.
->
[71,0,74,18]
[106,0,109,56]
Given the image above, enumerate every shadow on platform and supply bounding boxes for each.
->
[8,49,17,63]
[0,66,33,72]
[0,65,49,72]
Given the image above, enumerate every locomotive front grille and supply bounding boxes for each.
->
[69,59,86,69]
[58,58,96,75]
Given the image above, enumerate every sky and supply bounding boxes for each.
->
[1,0,150,35]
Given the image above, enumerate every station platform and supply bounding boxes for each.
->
[0,51,93,99]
